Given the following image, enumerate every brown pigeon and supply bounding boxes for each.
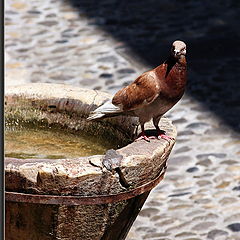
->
[87,40,187,141]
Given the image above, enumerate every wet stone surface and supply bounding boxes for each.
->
[6,0,240,239]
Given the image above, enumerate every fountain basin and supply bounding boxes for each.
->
[5,83,177,240]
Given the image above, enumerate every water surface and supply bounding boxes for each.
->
[5,121,122,159]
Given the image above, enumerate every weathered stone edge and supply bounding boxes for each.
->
[5,83,177,196]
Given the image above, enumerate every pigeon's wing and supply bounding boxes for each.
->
[87,99,123,120]
[112,70,161,111]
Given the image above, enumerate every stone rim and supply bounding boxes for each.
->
[5,83,177,198]
[5,163,166,205]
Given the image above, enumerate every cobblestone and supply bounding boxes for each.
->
[5,0,240,239]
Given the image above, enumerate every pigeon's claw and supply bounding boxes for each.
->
[135,132,150,142]
[156,128,174,141]
[158,134,174,141]
[148,136,158,139]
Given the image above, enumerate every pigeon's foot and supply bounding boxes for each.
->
[156,129,174,141]
[135,129,174,142]
[148,136,158,139]
[135,132,150,142]
[158,134,174,141]
[135,135,150,142]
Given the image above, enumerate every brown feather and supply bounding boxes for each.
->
[112,71,160,111]
[112,54,186,113]
[155,55,187,100]
[88,40,187,136]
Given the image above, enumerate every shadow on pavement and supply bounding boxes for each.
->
[67,0,240,132]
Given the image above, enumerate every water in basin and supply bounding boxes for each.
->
[5,121,124,159]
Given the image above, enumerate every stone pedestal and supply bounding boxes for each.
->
[5,83,177,240]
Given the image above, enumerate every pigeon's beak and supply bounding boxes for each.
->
[174,49,180,57]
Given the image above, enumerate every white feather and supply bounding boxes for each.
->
[87,100,122,120]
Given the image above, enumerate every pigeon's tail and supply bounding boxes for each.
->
[87,100,123,121]
[87,112,106,120]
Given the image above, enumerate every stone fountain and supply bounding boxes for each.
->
[5,83,177,240]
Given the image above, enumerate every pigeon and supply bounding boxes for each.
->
[87,40,187,142]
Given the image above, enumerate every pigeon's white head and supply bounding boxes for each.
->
[171,40,186,59]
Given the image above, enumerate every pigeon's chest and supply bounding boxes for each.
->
[165,66,186,98]
[150,95,177,117]
[134,95,177,120]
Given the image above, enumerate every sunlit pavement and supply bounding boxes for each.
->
[5,0,240,239]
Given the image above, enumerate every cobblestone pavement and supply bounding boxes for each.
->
[5,0,240,239]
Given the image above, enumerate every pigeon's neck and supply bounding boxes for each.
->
[165,55,187,68]
[177,55,187,67]
[162,55,186,79]
[159,55,187,99]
